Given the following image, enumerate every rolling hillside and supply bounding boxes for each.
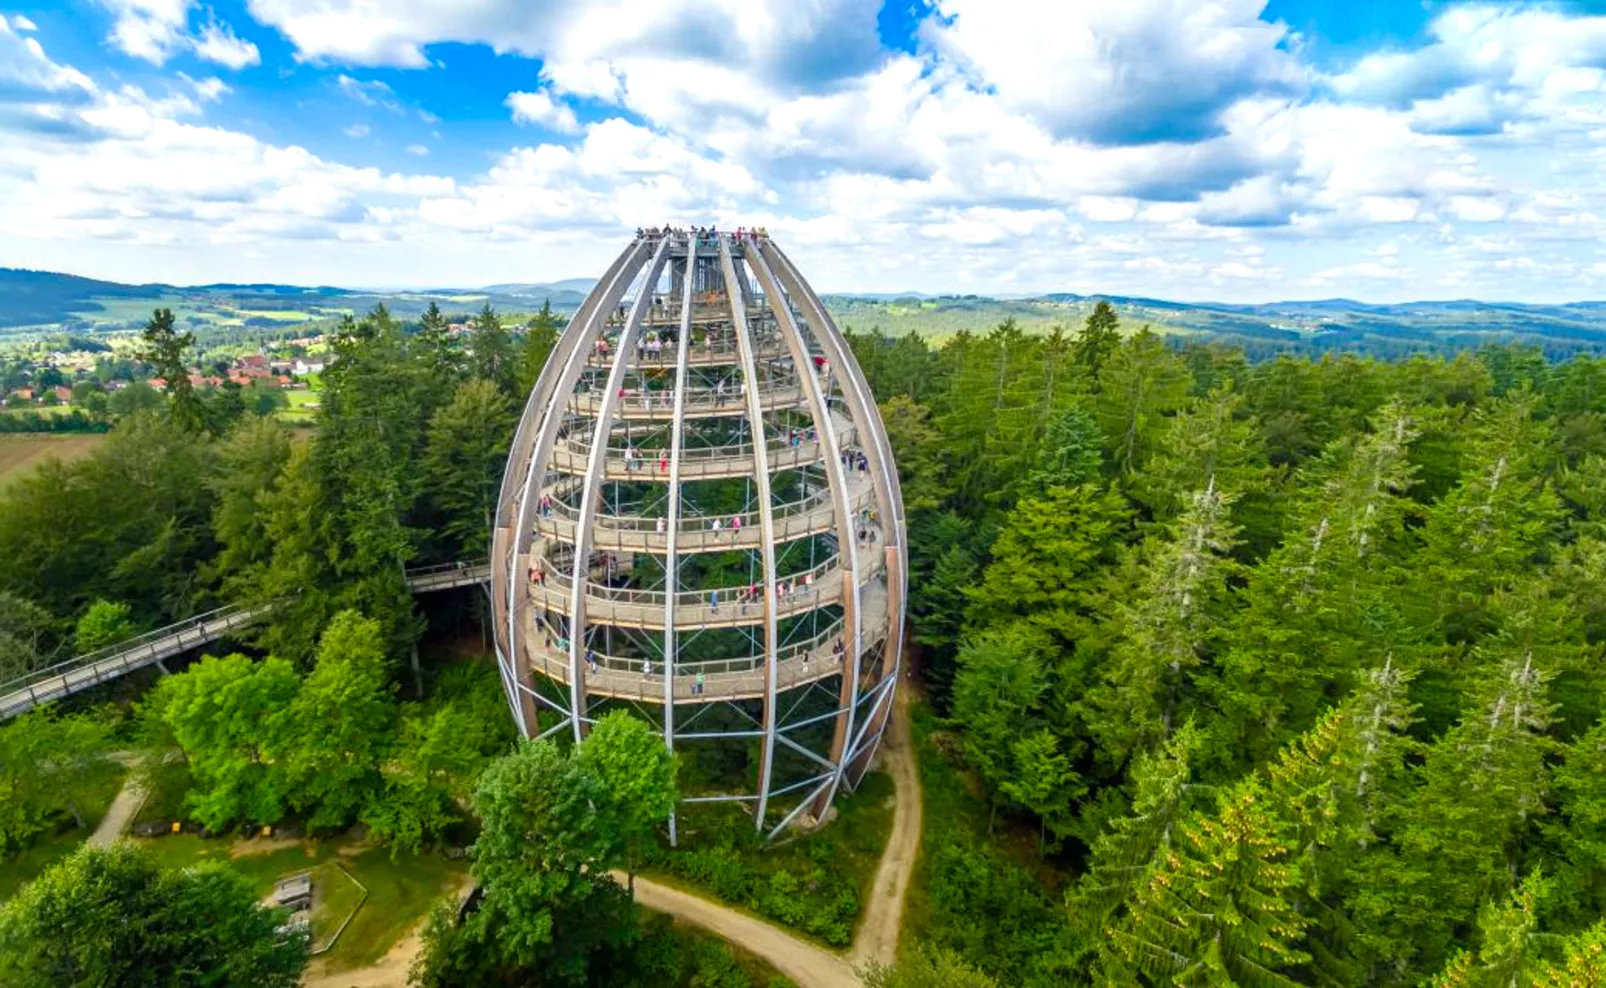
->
[8,266,1606,357]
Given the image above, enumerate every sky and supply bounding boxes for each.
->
[2,1,1606,301]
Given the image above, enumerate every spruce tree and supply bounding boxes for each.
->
[516,300,561,397]
[469,303,515,392]
[1213,403,1421,763]
[1408,395,1564,643]
[1091,479,1241,762]
[139,307,206,435]
[1094,330,1192,475]
[1070,722,1203,943]
[1024,403,1104,496]
[1351,652,1556,976]
[1075,300,1121,386]
[1104,776,1310,987]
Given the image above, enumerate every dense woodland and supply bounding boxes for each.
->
[6,297,1606,985]
[846,304,1606,986]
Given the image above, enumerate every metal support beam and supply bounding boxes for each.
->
[721,238,782,832]
[663,232,697,845]
[743,246,863,820]
[569,237,673,742]
[504,239,651,740]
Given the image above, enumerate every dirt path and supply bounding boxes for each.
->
[302,928,421,988]
[88,773,146,848]
[302,875,472,988]
[628,874,860,988]
[849,687,921,968]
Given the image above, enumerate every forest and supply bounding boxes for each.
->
[848,304,1606,986]
[4,295,1606,985]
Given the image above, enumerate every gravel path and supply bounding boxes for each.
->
[87,772,146,847]
[628,875,860,988]
[849,687,920,968]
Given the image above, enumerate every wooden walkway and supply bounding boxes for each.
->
[0,562,491,719]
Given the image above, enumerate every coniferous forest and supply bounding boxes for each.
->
[5,296,1606,985]
[849,303,1606,986]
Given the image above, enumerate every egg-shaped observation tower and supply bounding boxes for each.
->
[489,230,906,840]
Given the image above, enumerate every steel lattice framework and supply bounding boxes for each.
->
[489,231,907,839]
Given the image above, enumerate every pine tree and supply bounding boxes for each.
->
[1070,722,1202,942]
[1091,480,1241,762]
[1351,652,1556,976]
[1094,330,1193,475]
[1104,777,1310,987]
[1075,301,1121,386]
[139,308,206,435]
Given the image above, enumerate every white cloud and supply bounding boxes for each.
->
[193,19,260,69]
[10,14,36,31]
[4,0,1606,302]
[406,143,428,156]
[179,73,229,102]
[99,0,191,64]
[1,18,96,96]
[925,0,1303,145]
[506,90,579,133]
[337,74,400,111]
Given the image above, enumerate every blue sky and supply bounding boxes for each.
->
[3,1,1606,302]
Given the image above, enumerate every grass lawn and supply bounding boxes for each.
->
[276,383,319,424]
[133,834,466,971]
[277,388,321,424]
[308,861,367,954]
[325,847,465,971]
[0,432,105,486]
[0,758,128,901]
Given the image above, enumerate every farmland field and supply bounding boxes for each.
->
[0,433,105,485]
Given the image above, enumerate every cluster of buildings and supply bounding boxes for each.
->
[4,350,329,409]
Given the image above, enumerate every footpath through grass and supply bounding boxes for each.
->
[644,770,897,948]
[0,758,126,901]
[136,834,466,972]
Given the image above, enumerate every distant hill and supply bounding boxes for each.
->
[480,278,595,296]
[8,266,1606,358]
[822,291,1606,357]
[0,268,591,336]
[0,269,165,328]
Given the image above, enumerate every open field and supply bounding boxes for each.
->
[278,388,322,424]
[0,433,105,485]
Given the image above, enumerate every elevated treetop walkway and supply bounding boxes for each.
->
[0,560,491,720]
